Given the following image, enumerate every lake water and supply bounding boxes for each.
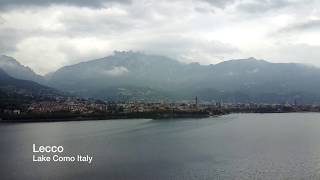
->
[1,113,320,180]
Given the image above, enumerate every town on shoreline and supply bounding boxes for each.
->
[1,96,320,122]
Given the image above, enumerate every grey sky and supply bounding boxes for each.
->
[0,0,131,9]
[0,0,319,74]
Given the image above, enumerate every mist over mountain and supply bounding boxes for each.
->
[1,52,319,104]
[0,68,62,106]
[45,51,320,104]
[46,51,207,100]
[0,55,45,84]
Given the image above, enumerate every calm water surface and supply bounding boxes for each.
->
[1,113,320,180]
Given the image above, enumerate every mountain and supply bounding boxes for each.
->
[0,68,62,106]
[0,55,45,84]
[46,51,197,100]
[46,51,320,104]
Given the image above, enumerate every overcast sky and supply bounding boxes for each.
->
[0,0,319,74]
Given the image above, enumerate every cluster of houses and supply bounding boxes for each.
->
[114,101,204,113]
[1,97,205,115]
[212,102,320,113]
[1,97,320,116]
[27,99,107,114]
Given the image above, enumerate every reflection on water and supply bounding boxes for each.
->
[1,113,320,180]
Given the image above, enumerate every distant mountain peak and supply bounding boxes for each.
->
[113,50,143,56]
[235,57,267,62]
[0,55,20,65]
[217,57,269,66]
[0,55,13,59]
[0,55,44,84]
[111,51,176,62]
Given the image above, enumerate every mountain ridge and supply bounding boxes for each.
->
[2,52,320,103]
[0,55,45,84]
[45,51,320,103]
[0,67,62,103]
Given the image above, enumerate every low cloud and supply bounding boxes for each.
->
[200,0,235,9]
[130,35,240,64]
[278,19,320,33]
[248,43,320,67]
[102,66,129,76]
[237,0,292,13]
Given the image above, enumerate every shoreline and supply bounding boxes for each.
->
[1,111,319,123]
[0,111,211,123]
